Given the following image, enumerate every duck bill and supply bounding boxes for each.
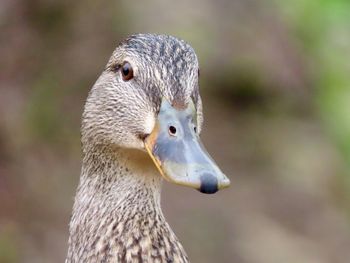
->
[144,99,230,194]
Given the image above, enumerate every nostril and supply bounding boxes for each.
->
[169,125,177,136]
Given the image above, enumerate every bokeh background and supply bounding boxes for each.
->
[1,0,350,262]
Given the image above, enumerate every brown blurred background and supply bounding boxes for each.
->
[1,0,350,262]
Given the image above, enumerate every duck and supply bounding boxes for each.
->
[66,34,230,263]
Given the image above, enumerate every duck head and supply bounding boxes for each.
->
[82,34,230,194]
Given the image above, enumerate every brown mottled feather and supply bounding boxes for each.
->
[67,148,189,262]
[66,34,203,262]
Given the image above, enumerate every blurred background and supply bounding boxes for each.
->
[1,0,350,262]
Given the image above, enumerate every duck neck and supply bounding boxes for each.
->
[72,146,164,228]
[67,145,188,262]
[80,146,163,211]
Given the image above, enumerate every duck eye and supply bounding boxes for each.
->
[169,125,177,136]
[121,62,133,81]
[194,126,197,133]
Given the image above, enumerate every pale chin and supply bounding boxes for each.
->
[143,112,156,135]
[117,138,145,150]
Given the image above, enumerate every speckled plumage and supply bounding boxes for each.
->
[66,34,204,262]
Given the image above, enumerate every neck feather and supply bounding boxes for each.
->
[66,146,188,262]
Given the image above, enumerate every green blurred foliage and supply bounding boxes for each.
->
[26,72,62,141]
[0,226,19,263]
[279,0,350,167]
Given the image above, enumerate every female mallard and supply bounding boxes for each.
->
[66,34,230,262]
